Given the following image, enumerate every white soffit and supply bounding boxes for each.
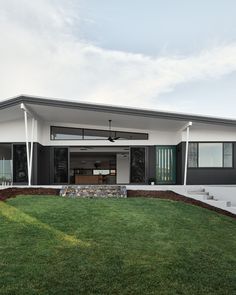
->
[0,105,22,123]
[1,95,236,132]
[27,103,186,132]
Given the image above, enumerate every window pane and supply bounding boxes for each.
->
[54,148,68,183]
[115,131,148,140]
[188,143,198,167]
[199,143,222,167]
[51,126,148,140]
[13,145,28,183]
[0,144,12,183]
[84,129,112,140]
[223,143,233,167]
[51,126,83,140]
[130,147,146,183]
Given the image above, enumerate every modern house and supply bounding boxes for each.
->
[1,95,236,186]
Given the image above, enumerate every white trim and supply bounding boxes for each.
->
[21,103,40,121]
[22,106,36,186]
[180,121,192,132]
[24,110,30,185]
[29,118,35,184]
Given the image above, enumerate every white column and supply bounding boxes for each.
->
[22,103,38,186]
[184,125,190,186]
[24,110,30,186]
[23,111,36,186]
[29,118,35,186]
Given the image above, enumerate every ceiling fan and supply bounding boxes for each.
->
[108,120,120,142]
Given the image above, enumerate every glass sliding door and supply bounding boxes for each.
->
[13,144,28,183]
[130,147,146,183]
[53,147,69,184]
[0,144,13,184]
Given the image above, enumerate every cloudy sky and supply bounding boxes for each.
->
[0,0,236,117]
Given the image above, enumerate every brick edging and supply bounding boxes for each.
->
[0,188,60,201]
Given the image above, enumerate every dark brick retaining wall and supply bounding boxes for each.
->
[0,188,60,201]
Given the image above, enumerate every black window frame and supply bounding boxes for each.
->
[50,126,148,141]
[188,142,234,169]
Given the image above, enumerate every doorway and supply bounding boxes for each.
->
[69,147,130,185]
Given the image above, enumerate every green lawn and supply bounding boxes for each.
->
[0,196,236,295]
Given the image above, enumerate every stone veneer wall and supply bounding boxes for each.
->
[60,185,127,198]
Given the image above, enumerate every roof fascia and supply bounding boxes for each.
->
[0,95,236,127]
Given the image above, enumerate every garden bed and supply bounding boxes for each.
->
[0,187,60,201]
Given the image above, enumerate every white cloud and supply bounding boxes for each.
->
[0,0,236,110]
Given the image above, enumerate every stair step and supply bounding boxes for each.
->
[187,194,210,200]
[205,200,231,208]
[203,195,214,200]
[188,191,208,195]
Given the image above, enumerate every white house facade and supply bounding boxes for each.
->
[1,95,236,186]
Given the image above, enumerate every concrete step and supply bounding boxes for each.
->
[204,200,231,208]
[187,193,214,200]
[187,190,206,195]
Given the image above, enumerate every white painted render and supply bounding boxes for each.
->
[2,118,236,146]
[0,118,37,143]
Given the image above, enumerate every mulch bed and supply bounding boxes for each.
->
[0,187,235,219]
[127,190,236,219]
[0,187,60,201]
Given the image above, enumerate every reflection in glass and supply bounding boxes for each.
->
[0,144,12,184]
[223,143,233,167]
[13,145,28,183]
[199,143,222,167]
[51,126,83,140]
[54,148,68,183]
[130,147,146,183]
[51,126,148,141]
[188,143,198,168]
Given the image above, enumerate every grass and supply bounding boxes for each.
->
[0,196,236,295]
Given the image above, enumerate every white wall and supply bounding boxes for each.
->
[0,118,39,143]
[182,124,236,142]
[0,119,26,142]
[2,117,236,146]
[38,121,182,146]
[116,153,130,184]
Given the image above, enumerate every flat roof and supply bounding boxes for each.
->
[1,94,236,126]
